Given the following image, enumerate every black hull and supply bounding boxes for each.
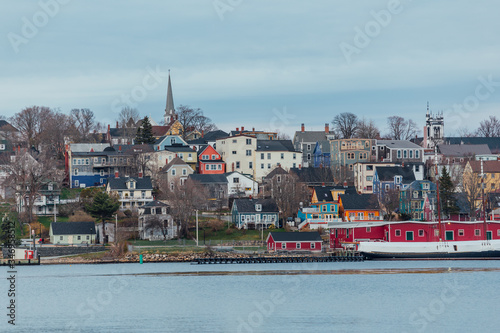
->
[362,250,500,260]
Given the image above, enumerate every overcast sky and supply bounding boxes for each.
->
[1,0,499,137]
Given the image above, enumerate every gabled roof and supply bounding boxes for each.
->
[339,193,380,210]
[233,198,278,213]
[468,160,500,173]
[203,130,229,141]
[438,144,491,156]
[263,166,289,180]
[376,166,415,182]
[223,171,256,182]
[269,231,322,242]
[141,200,168,208]
[290,167,335,184]
[443,137,500,154]
[51,222,96,235]
[152,126,169,137]
[313,186,334,202]
[107,176,153,190]
[165,145,196,153]
[69,143,111,153]
[377,140,422,149]
[293,131,328,143]
[163,157,191,172]
[256,140,296,152]
[189,174,228,184]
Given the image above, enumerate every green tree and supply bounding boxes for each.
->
[134,116,155,144]
[85,191,120,244]
[0,214,20,247]
[439,166,459,218]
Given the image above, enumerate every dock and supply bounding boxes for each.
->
[192,253,364,264]
[1,257,40,266]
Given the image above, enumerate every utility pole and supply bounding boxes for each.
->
[481,158,487,240]
[114,214,118,244]
[196,210,199,246]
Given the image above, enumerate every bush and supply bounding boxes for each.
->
[225,228,234,235]
[210,220,225,232]
[268,224,276,229]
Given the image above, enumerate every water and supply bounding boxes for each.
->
[1,260,500,332]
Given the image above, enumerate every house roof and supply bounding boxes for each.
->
[203,130,229,141]
[233,198,279,213]
[163,157,189,170]
[313,186,334,202]
[468,160,500,173]
[377,140,422,149]
[376,166,416,182]
[293,131,328,143]
[141,200,169,208]
[189,174,228,184]
[290,167,335,184]
[51,222,96,235]
[438,144,491,156]
[107,176,153,190]
[165,145,196,153]
[339,193,379,210]
[269,231,322,242]
[69,143,111,153]
[263,166,289,180]
[256,140,296,152]
[443,137,500,154]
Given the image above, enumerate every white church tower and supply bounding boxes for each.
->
[164,70,175,125]
[423,102,444,149]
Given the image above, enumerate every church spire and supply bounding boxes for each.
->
[164,70,175,124]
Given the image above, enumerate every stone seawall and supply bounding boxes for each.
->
[2,246,105,258]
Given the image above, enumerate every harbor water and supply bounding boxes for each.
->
[1,260,500,332]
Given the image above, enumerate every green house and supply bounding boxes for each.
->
[49,222,96,245]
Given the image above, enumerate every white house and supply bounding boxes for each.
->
[225,171,258,197]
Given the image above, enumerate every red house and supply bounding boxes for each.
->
[198,145,226,174]
[267,232,323,253]
[329,220,500,249]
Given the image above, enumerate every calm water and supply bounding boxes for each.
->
[1,260,500,332]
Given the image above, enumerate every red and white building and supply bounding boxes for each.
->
[198,145,226,174]
[267,232,323,253]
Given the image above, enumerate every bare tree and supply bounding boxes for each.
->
[456,126,475,138]
[380,188,400,221]
[356,118,380,139]
[70,108,103,142]
[117,106,140,144]
[332,112,358,139]
[386,116,418,140]
[461,165,489,219]
[39,110,73,160]
[264,172,310,222]
[476,116,500,137]
[9,105,52,149]
[176,105,216,140]
[144,215,170,241]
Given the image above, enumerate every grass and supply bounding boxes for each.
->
[37,216,70,230]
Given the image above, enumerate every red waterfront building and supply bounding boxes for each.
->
[267,232,323,253]
[329,220,500,249]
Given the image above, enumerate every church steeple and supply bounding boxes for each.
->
[164,70,175,124]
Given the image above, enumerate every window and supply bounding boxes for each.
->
[182,168,187,176]
[403,150,407,158]
[232,151,237,155]
[459,229,464,236]
[267,164,271,169]
[409,150,413,158]
[307,144,311,151]
[171,169,176,176]
[415,165,420,172]
[206,165,210,171]
[232,139,237,143]
[86,235,90,240]
[267,153,271,159]
[395,229,401,237]
[246,150,252,156]
[100,170,105,176]
[261,164,264,169]
[397,150,401,159]
[246,139,252,145]
[366,227,371,233]
[74,169,78,175]
[322,205,327,212]
[307,153,311,160]
[249,162,253,169]
[281,153,284,159]
[296,243,301,249]
[366,176,373,181]
[211,154,216,160]
[385,184,390,192]
[418,229,424,237]
[406,231,414,241]
[77,236,81,240]
[422,183,429,190]
[282,243,286,249]
[260,153,264,159]
[233,177,239,183]
[277,175,281,183]
[475,229,481,236]
[293,153,296,159]
[415,150,420,159]
[202,155,208,160]
[413,191,419,199]
[218,164,222,170]
[368,212,375,219]
[445,231,454,241]
[60,236,63,240]
[367,165,373,171]
[311,243,315,249]
[236,162,240,169]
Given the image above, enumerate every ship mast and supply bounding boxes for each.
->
[481,158,488,241]
[434,146,443,241]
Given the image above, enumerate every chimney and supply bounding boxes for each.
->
[108,124,110,131]
[325,123,329,134]
[252,127,255,131]
[299,164,302,170]
[236,127,239,132]
[138,170,143,178]
[116,121,119,128]
[119,146,122,151]
[114,170,119,178]
[322,182,325,187]
[202,130,204,138]
[241,126,244,132]
[343,180,347,188]
[301,123,305,133]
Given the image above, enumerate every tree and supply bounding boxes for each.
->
[85,191,120,244]
[356,118,380,139]
[39,110,73,160]
[70,108,102,142]
[439,166,459,218]
[332,112,358,139]
[380,188,400,221]
[0,214,20,247]
[117,106,140,144]
[176,105,216,140]
[476,115,500,137]
[144,215,170,241]
[461,164,489,219]
[9,105,52,149]
[386,116,418,140]
[135,116,155,144]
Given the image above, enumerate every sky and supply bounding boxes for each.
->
[1,0,500,137]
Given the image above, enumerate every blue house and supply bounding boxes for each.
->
[313,141,331,168]
[231,198,279,229]
[154,135,189,151]
[399,180,436,220]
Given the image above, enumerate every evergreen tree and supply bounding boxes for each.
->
[439,166,459,218]
[134,116,155,144]
[85,191,120,244]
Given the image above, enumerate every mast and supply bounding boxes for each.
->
[434,146,443,241]
[481,158,488,240]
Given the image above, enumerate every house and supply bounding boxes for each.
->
[106,173,154,210]
[49,221,96,245]
[225,171,258,198]
[373,166,416,197]
[373,140,424,164]
[216,134,257,178]
[229,127,278,140]
[163,144,197,171]
[231,198,279,229]
[138,200,177,240]
[292,123,334,168]
[289,166,335,186]
[399,180,437,220]
[16,181,61,216]
[338,193,381,221]
[161,157,194,188]
[464,160,500,193]
[187,130,229,151]
[154,135,189,151]
[188,174,228,209]
[329,138,375,181]
[198,145,226,174]
[267,232,322,253]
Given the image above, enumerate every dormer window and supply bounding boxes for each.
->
[128,180,136,189]
[255,204,262,212]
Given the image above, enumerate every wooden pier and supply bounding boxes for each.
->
[192,253,364,264]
